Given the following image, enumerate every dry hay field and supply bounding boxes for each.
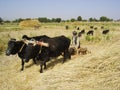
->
[0,23,120,90]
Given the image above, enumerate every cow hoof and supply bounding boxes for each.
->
[20,69,23,71]
[40,70,43,73]
[44,67,47,70]
[34,61,37,64]
[62,61,65,64]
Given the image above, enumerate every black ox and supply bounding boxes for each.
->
[6,35,49,71]
[5,39,31,71]
[24,35,71,73]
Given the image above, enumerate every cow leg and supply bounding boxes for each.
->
[40,60,46,73]
[63,51,67,63]
[21,59,24,71]
[40,52,49,73]
[63,49,71,63]
[44,57,49,69]
[40,59,47,73]
[43,61,47,69]
[40,62,43,73]
[40,61,47,73]
[33,58,36,64]
[68,51,71,59]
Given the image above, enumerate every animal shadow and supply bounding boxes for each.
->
[46,57,63,69]
[25,61,36,68]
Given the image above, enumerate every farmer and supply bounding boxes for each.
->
[71,31,77,46]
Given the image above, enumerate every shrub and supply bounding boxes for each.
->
[85,35,94,42]
[85,35,91,41]
[106,35,110,40]
[65,25,69,30]
[90,26,94,29]
[94,27,98,30]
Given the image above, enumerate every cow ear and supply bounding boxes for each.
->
[22,35,28,39]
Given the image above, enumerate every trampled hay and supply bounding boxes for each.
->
[0,25,120,90]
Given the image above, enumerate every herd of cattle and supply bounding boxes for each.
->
[74,25,110,36]
[5,26,110,73]
[76,29,109,36]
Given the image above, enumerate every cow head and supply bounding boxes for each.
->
[6,38,17,56]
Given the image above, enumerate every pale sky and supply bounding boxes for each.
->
[0,0,120,20]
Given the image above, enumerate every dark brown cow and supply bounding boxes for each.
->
[87,30,94,36]
[102,30,109,34]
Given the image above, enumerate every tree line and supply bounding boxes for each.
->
[0,16,117,24]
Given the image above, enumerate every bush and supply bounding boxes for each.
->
[106,35,110,40]
[85,35,91,41]
[65,25,69,30]
[85,35,94,41]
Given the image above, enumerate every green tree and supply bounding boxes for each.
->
[51,18,56,22]
[25,18,31,20]
[4,20,11,23]
[77,16,82,21]
[71,18,76,22]
[13,18,23,23]
[89,18,98,22]
[89,18,94,22]
[100,16,111,21]
[38,17,48,22]
[55,18,61,23]
[0,17,3,24]
[51,18,61,23]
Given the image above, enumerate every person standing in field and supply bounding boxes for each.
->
[72,31,77,46]
[71,31,81,54]
[71,31,81,48]
[76,32,81,49]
